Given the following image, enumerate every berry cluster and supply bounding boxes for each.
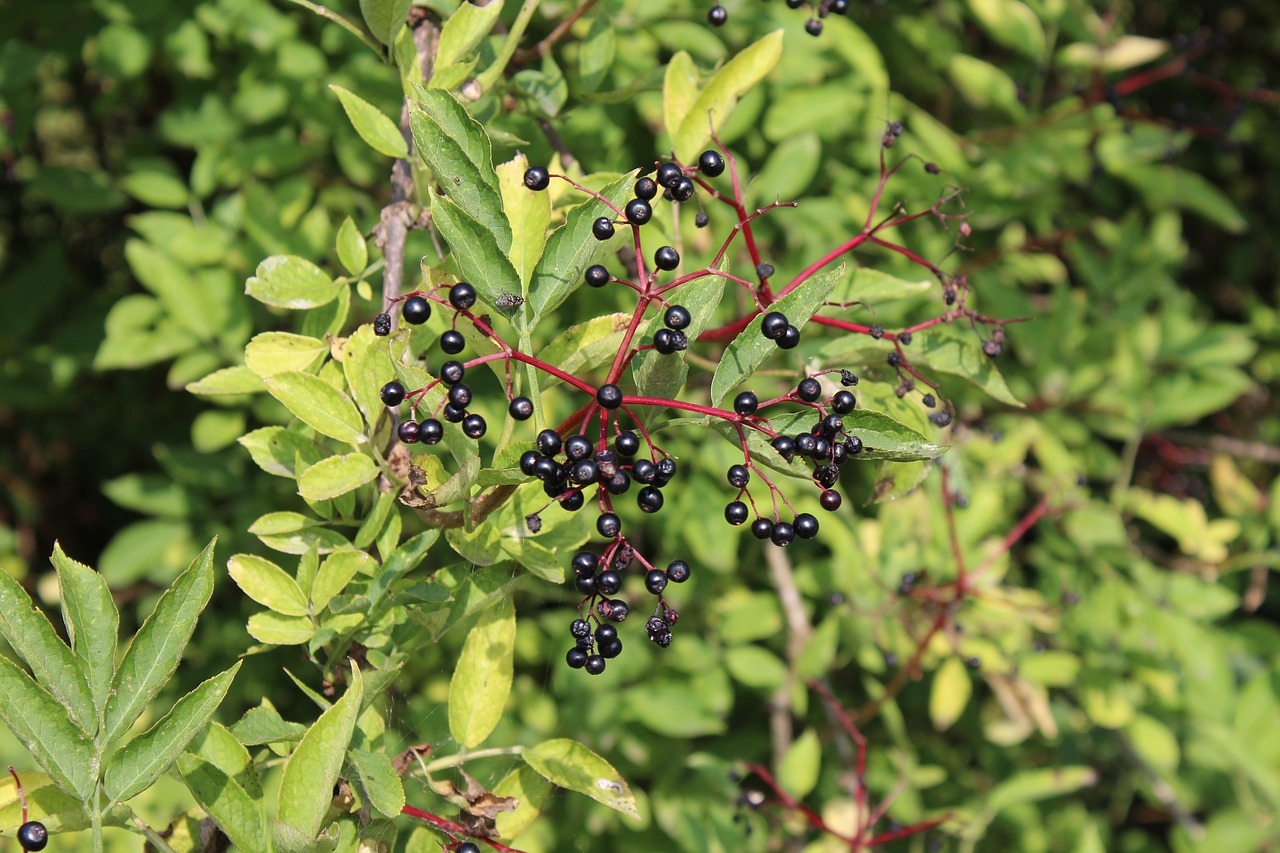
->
[708,0,849,35]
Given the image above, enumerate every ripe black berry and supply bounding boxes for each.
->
[584,655,606,675]
[533,456,561,483]
[751,517,774,540]
[462,413,486,438]
[402,295,431,325]
[599,598,629,622]
[664,304,691,330]
[695,211,709,228]
[509,396,534,420]
[777,325,801,349]
[564,435,592,461]
[771,435,796,461]
[605,470,632,495]
[796,377,821,402]
[572,551,598,576]
[566,647,588,668]
[440,361,465,384]
[822,413,843,435]
[832,0,849,11]
[449,282,477,310]
[820,489,843,511]
[597,384,623,409]
[645,569,668,594]
[594,624,618,644]
[18,821,49,852]
[440,329,465,354]
[831,390,856,414]
[708,4,727,25]
[442,403,466,423]
[448,383,472,408]
[398,420,420,443]
[596,570,622,596]
[597,513,621,538]
[770,521,796,546]
[653,328,678,355]
[561,490,585,511]
[667,559,691,582]
[655,457,677,483]
[733,391,758,416]
[631,459,656,483]
[536,429,562,456]
[724,501,749,525]
[756,262,775,279]
[599,637,623,658]
[637,486,664,512]
[727,464,750,489]
[585,264,610,287]
[625,198,652,225]
[420,419,443,444]
[656,162,683,188]
[592,217,616,240]
[524,166,550,191]
[615,431,640,457]
[635,176,658,200]
[899,332,913,345]
[380,381,406,407]
[654,246,680,271]
[761,311,789,340]
[931,411,953,427]
[805,18,823,36]
[671,177,696,202]
[520,450,540,475]
[570,459,599,484]
[794,513,819,539]
[795,433,818,456]
[698,150,725,177]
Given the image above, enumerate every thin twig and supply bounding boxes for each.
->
[283,0,385,56]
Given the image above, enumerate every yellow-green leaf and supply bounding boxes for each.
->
[329,85,408,159]
[930,656,972,731]
[448,597,515,748]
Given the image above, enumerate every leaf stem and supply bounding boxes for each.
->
[422,745,525,774]
[282,0,385,56]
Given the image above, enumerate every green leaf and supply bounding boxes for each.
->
[104,662,241,803]
[238,427,325,478]
[513,53,568,119]
[672,30,784,162]
[839,410,947,461]
[187,365,265,396]
[431,192,523,319]
[1058,36,1166,72]
[121,167,189,208]
[230,704,308,746]
[0,770,121,833]
[347,749,405,819]
[527,173,635,326]
[522,739,638,819]
[578,12,616,93]
[753,133,821,202]
[244,332,329,378]
[929,656,972,731]
[104,538,217,744]
[0,564,96,732]
[986,766,1099,813]
[298,453,380,501]
[828,267,932,305]
[710,262,845,406]
[410,88,510,249]
[367,529,440,610]
[0,656,96,799]
[493,765,553,841]
[52,542,118,722]
[247,612,316,646]
[448,597,515,749]
[228,554,309,617]
[1115,163,1248,233]
[966,0,1045,60]
[310,551,376,611]
[433,0,504,90]
[336,217,368,276]
[245,256,344,310]
[662,51,699,146]
[329,85,407,159]
[633,268,726,424]
[249,513,352,555]
[264,371,367,446]
[123,239,216,341]
[358,0,410,45]
[342,324,396,429]
[277,664,364,838]
[913,325,1024,407]
[178,754,267,853]
[536,313,631,377]
[777,729,822,800]
[496,153,550,289]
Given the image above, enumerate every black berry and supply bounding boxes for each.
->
[615,431,640,457]
[18,821,48,852]
[645,569,668,594]
[632,459,656,483]
[592,217,616,240]
[462,413,486,438]
[509,396,534,420]
[597,513,621,538]
[561,490,585,511]
[566,647,588,668]
[398,420,420,443]
[664,305,691,330]
[708,4,727,25]
[402,295,431,325]
[820,489,843,511]
[380,381,406,407]
[762,314,790,341]
[635,176,658,199]
[771,435,796,461]
[637,486,664,512]
[585,264,610,287]
[420,419,443,444]
[597,384,623,409]
[440,329,465,354]
[794,513,819,539]
[667,559,691,582]
[733,391,758,416]
[520,450,540,475]
[727,464,750,489]
[597,570,622,596]
[625,198,652,225]
[524,166,550,191]
[654,246,680,271]
[373,312,392,336]
[656,162,683,188]
[537,429,562,456]
[671,177,696,202]
[440,361,465,384]
[770,521,796,546]
[442,403,466,423]
[831,390,856,413]
[448,383,472,408]
[805,18,823,36]
[698,150,725,177]
[796,378,821,402]
[585,655,606,675]
[695,211,709,228]
[751,517,774,540]
[449,282,477,310]
[725,501,749,525]
[777,324,801,349]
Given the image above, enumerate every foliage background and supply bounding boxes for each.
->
[1,0,1278,851]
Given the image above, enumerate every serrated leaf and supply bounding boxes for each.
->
[347,749,405,818]
[329,85,407,159]
[527,173,635,327]
[178,754,266,853]
[238,427,326,478]
[0,656,96,799]
[0,565,96,732]
[52,542,118,722]
[336,216,368,276]
[448,597,515,749]
[358,0,410,45]
[103,538,217,745]
[433,0,504,90]
[431,192,523,318]
[230,705,308,746]
[187,365,265,396]
[710,263,845,406]
[277,664,363,838]
[913,325,1023,407]
[244,332,328,378]
[777,729,821,800]
[298,454,380,501]
[930,657,972,731]
[496,153,550,289]
[673,31,783,162]
[522,739,638,819]
[228,554,309,617]
[264,371,366,446]
[245,256,343,310]
[310,550,375,611]
[104,662,241,803]
[367,529,440,609]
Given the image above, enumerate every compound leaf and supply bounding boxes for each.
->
[0,657,96,800]
[52,542,119,724]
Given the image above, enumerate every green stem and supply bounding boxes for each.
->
[92,783,103,853]
[283,0,385,57]
[475,0,541,92]
[132,814,181,853]
[423,746,525,775]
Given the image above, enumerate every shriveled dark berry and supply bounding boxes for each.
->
[645,569,668,594]
[615,431,640,457]
[724,501,749,525]
[925,161,940,173]
[524,166,550,190]
[695,211,710,228]
[654,246,680,271]
[420,419,444,445]
[402,295,431,325]
[597,384,623,409]
[449,282,477,310]
[462,413,486,438]
[899,331,913,345]
[708,4,727,25]
[380,381,406,407]
[777,325,801,349]
[625,198,653,225]
[698,150,726,177]
[667,559,691,582]
[751,517,774,540]
[664,304,691,330]
[887,351,902,367]
[373,312,392,336]
[869,325,885,340]
[440,361,465,384]
[921,393,937,408]
[845,435,863,455]
[756,262,775,279]
[734,391,758,416]
[727,464,750,489]
[761,311,789,340]
[592,217,616,240]
[637,486,664,512]
[983,339,1003,358]
[841,370,859,386]
[831,390,856,413]
[597,512,621,538]
[820,489,843,511]
[509,396,534,420]
[571,619,591,638]
[441,329,466,354]
[655,457,677,484]
[794,513,819,539]
[585,264,610,287]
[398,420,420,443]
[796,377,821,402]
[635,176,658,199]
